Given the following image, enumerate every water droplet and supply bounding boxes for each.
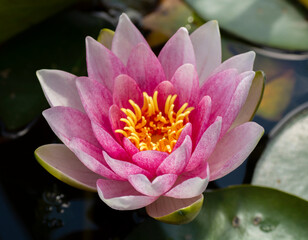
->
[253,216,262,225]
[232,216,240,227]
[260,221,277,232]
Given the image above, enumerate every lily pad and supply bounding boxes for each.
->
[185,0,308,51]
[252,103,308,200]
[0,11,110,132]
[0,0,78,44]
[143,0,202,47]
[256,69,295,121]
[126,186,308,240]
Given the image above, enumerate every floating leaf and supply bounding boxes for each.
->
[253,104,308,200]
[185,0,308,51]
[127,186,308,240]
[0,11,110,132]
[0,0,78,44]
[143,0,202,47]
[256,70,295,121]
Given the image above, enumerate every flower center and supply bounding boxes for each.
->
[115,91,194,153]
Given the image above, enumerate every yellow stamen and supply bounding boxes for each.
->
[115,91,194,153]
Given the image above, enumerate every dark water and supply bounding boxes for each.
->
[1,8,308,240]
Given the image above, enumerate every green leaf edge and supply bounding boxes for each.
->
[249,70,266,120]
[149,195,204,225]
[34,145,97,192]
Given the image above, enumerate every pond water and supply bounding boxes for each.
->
[0,6,308,240]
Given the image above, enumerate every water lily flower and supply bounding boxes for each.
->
[35,14,264,224]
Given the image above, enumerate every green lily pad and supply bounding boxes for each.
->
[0,0,78,44]
[185,0,308,51]
[143,0,203,47]
[253,104,308,200]
[0,11,111,132]
[127,186,308,240]
[256,69,295,121]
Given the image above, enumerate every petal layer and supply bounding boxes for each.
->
[113,74,143,110]
[37,70,84,112]
[112,13,149,65]
[128,174,178,197]
[208,122,264,180]
[76,77,112,131]
[43,106,99,147]
[35,144,100,191]
[103,152,152,179]
[156,136,192,175]
[212,51,255,76]
[127,43,165,95]
[86,36,126,92]
[97,179,157,210]
[190,20,221,86]
[69,138,123,180]
[158,27,196,80]
[170,63,200,107]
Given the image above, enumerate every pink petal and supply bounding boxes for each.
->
[185,117,222,172]
[146,195,203,218]
[86,36,126,92]
[165,161,209,198]
[156,136,192,175]
[92,121,129,160]
[103,151,152,179]
[128,174,178,197]
[154,81,177,111]
[132,151,168,175]
[36,70,84,112]
[158,27,196,80]
[97,179,157,210]
[200,69,238,119]
[127,43,166,95]
[76,77,112,131]
[170,63,200,107]
[35,144,100,191]
[113,74,143,110]
[220,71,255,136]
[109,104,126,143]
[173,122,192,151]
[43,106,99,147]
[230,71,264,130]
[112,13,149,65]
[190,20,221,86]
[191,96,212,146]
[123,137,140,157]
[69,138,124,180]
[212,51,255,76]
[208,122,264,181]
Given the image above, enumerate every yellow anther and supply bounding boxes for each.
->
[129,100,142,121]
[115,129,128,137]
[115,91,194,153]
[126,109,137,124]
[127,116,135,128]
[153,91,159,112]
[177,103,188,116]
[165,95,172,115]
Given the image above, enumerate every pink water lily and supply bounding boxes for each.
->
[35,14,264,223]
